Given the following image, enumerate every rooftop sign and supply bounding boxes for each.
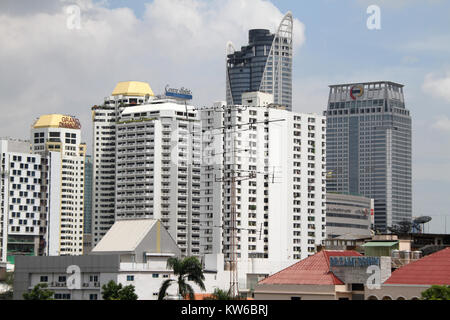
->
[330,256,380,268]
[165,85,193,100]
[59,116,81,129]
[350,85,364,100]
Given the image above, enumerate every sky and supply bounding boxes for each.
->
[0,0,449,233]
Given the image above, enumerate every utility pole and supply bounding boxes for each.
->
[198,103,284,298]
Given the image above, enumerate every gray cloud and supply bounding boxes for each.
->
[0,0,64,16]
[0,0,305,154]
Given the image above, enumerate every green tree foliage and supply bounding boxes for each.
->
[101,280,138,300]
[158,256,205,300]
[0,272,14,300]
[204,288,233,300]
[421,285,450,300]
[0,291,13,300]
[23,283,54,300]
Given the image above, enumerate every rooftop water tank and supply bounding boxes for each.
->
[391,249,400,259]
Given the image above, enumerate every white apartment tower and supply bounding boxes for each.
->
[0,139,42,263]
[92,81,202,255]
[91,81,154,245]
[115,100,202,256]
[31,115,86,256]
[200,92,326,278]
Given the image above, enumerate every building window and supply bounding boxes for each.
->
[152,274,159,278]
[126,275,134,281]
[89,294,98,300]
[58,276,66,283]
[351,283,364,291]
[40,276,48,282]
[54,293,71,300]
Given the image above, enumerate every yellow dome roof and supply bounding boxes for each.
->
[112,81,154,97]
[33,114,81,129]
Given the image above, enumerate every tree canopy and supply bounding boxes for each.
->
[421,285,450,300]
[101,280,138,300]
[23,283,54,300]
[158,256,205,300]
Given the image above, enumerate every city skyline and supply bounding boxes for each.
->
[0,0,449,233]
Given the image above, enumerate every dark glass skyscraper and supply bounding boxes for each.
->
[325,81,412,232]
[226,12,293,110]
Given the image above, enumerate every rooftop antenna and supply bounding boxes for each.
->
[201,103,284,298]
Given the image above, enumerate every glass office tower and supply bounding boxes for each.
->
[226,12,293,110]
[325,81,412,232]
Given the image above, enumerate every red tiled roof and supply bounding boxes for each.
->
[258,250,362,285]
[186,293,254,300]
[385,247,450,285]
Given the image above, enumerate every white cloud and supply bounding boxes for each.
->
[402,35,450,54]
[432,115,450,132]
[0,0,305,151]
[422,71,450,103]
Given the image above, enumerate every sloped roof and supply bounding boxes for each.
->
[362,241,398,247]
[92,219,157,253]
[258,250,362,285]
[112,81,154,97]
[33,114,81,129]
[385,247,450,285]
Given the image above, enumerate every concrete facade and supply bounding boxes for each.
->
[199,91,326,293]
[325,81,412,232]
[365,284,426,300]
[326,193,373,238]
[31,115,86,256]
[13,219,231,300]
[0,139,42,263]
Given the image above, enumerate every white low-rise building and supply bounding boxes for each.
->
[13,219,230,300]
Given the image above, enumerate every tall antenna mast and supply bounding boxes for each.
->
[201,103,284,298]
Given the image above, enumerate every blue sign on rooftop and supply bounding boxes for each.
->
[329,256,380,268]
[165,85,193,100]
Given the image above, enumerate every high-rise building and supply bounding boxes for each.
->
[91,81,154,245]
[92,81,202,255]
[325,81,412,232]
[226,12,293,110]
[115,99,202,256]
[0,139,42,263]
[200,92,326,275]
[31,114,86,255]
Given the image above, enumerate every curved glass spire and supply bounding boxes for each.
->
[259,12,293,110]
[226,12,293,110]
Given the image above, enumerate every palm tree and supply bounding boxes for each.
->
[158,256,205,300]
[204,288,234,300]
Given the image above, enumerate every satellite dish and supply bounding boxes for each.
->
[398,220,412,226]
[387,226,400,233]
[413,216,432,224]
